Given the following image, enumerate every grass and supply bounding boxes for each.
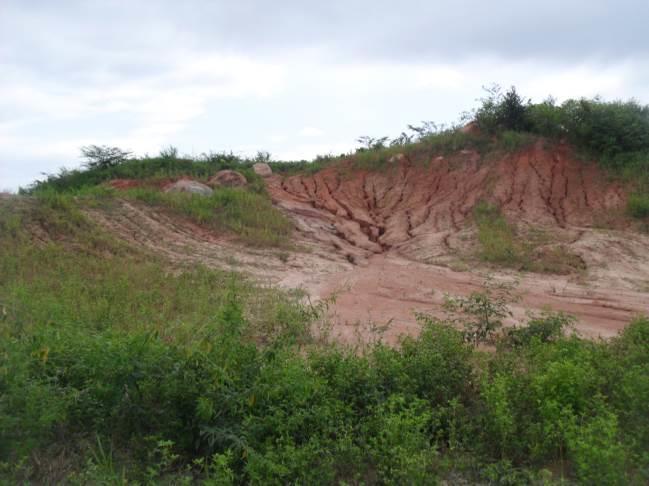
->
[124,186,293,248]
[22,152,258,194]
[1,197,649,484]
[627,192,649,218]
[473,201,584,274]
[32,183,294,248]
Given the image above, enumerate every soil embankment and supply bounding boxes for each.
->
[87,142,649,343]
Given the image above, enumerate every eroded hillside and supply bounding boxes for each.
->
[75,141,649,343]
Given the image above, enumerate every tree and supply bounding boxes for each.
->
[474,85,531,133]
[80,145,131,169]
[356,136,389,151]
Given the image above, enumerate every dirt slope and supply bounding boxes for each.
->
[266,141,625,264]
[85,142,649,343]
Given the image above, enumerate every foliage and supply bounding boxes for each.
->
[473,201,585,274]
[627,192,649,218]
[1,200,648,483]
[81,145,132,170]
[473,200,521,265]
[474,85,531,133]
[441,276,518,346]
[469,85,649,218]
[22,151,257,194]
[503,312,577,348]
[125,186,293,247]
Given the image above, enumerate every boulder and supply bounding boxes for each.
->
[208,170,247,188]
[164,180,213,196]
[460,121,480,135]
[253,162,273,177]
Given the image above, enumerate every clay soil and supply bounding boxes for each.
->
[89,142,649,344]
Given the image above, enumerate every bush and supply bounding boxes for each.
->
[503,312,576,348]
[475,85,531,134]
[627,192,649,218]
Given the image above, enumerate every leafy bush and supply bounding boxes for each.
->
[503,312,576,348]
[475,85,531,133]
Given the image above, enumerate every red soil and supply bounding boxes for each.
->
[266,141,626,263]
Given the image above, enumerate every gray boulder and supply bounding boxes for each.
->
[164,180,213,196]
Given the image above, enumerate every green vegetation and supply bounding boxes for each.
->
[25,146,293,248]
[473,85,649,218]
[2,196,648,484]
[125,187,293,248]
[627,192,649,219]
[22,149,265,195]
[4,87,649,482]
[337,86,649,219]
[473,201,584,273]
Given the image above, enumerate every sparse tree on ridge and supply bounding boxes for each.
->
[80,145,131,169]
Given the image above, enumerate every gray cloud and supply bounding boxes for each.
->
[1,1,648,190]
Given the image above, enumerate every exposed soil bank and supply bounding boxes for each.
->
[85,142,648,343]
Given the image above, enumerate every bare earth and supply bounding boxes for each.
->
[88,143,649,344]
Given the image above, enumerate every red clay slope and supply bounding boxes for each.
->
[266,140,626,262]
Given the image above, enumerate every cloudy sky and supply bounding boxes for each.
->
[2,0,648,190]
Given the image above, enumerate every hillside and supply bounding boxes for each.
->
[2,92,649,483]
[61,138,648,343]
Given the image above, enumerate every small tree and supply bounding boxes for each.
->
[474,85,531,133]
[159,145,179,160]
[80,145,131,169]
[443,276,519,346]
[253,151,272,164]
[356,136,389,151]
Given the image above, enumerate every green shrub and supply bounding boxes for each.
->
[475,85,531,133]
[627,192,649,218]
[503,312,576,348]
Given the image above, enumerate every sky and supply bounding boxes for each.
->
[2,0,649,191]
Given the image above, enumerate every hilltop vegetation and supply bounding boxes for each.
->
[2,181,649,484]
[24,87,649,223]
[348,86,649,219]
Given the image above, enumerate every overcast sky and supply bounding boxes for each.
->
[2,0,649,191]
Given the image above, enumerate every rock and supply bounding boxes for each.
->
[253,162,273,177]
[208,170,247,188]
[164,180,213,196]
[460,121,480,135]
